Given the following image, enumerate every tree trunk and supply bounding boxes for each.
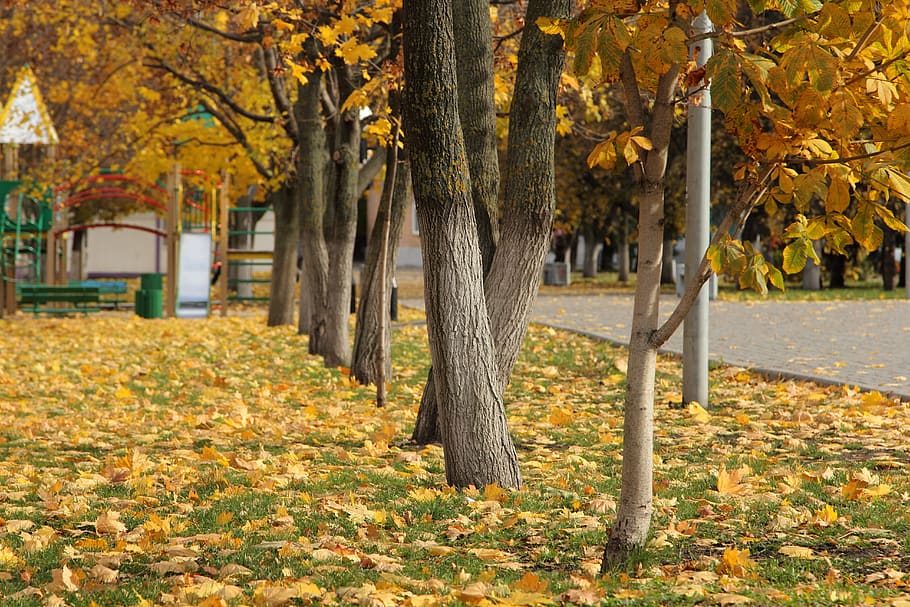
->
[321,61,362,368]
[296,65,331,352]
[351,159,410,385]
[411,0,570,447]
[602,51,679,568]
[661,238,675,284]
[404,0,520,488]
[602,185,662,566]
[802,239,822,290]
[828,252,846,288]
[582,226,602,278]
[70,229,86,281]
[267,184,299,326]
[618,219,630,282]
[411,0,501,445]
[882,229,896,291]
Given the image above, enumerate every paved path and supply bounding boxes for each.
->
[530,294,910,400]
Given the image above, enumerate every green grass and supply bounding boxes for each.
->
[1,316,909,606]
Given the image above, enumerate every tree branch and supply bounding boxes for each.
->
[651,163,775,348]
[199,100,274,180]
[144,57,276,123]
[262,45,300,143]
[183,14,263,43]
[786,140,910,167]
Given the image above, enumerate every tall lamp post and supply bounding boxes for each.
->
[683,11,713,406]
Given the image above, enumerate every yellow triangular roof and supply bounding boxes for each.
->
[0,66,59,145]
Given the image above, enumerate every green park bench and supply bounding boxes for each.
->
[69,279,129,309]
[18,284,102,316]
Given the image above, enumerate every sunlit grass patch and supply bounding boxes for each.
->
[1,315,909,605]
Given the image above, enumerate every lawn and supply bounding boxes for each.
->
[1,312,909,606]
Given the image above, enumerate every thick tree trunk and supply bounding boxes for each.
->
[412,0,501,444]
[321,61,362,368]
[404,0,520,488]
[351,160,410,385]
[411,0,570,446]
[267,184,299,326]
[297,69,331,351]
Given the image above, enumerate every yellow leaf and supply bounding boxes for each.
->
[861,484,891,499]
[717,547,755,578]
[95,510,127,535]
[513,571,548,593]
[813,504,838,525]
[114,385,134,399]
[716,465,747,495]
[687,401,711,423]
[536,16,567,38]
[335,39,377,65]
[549,405,574,426]
[779,545,815,559]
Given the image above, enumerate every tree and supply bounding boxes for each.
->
[404,0,570,486]
[545,0,910,565]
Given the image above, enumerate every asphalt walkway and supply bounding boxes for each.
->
[402,293,910,399]
[530,294,910,400]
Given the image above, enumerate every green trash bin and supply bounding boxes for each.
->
[140,273,163,290]
[136,274,164,318]
[135,289,147,318]
[145,288,163,318]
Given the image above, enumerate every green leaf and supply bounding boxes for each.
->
[707,239,746,276]
[767,265,785,291]
[573,25,597,76]
[740,53,774,110]
[706,51,743,113]
[740,265,768,295]
[826,226,854,255]
[596,27,623,81]
[852,203,884,251]
[782,241,808,274]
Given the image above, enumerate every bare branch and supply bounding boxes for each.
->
[199,100,274,180]
[145,57,276,123]
[262,45,300,142]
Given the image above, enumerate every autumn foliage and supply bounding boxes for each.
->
[2,315,910,605]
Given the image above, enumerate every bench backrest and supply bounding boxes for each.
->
[19,286,101,304]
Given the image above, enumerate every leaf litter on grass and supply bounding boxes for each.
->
[0,315,909,606]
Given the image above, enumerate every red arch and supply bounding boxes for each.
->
[56,223,167,238]
[57,188,168,212]
[55,174,167,195]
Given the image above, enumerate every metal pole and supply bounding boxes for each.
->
[166,164,181,318]
[683,11,713,406]
[905,202,909,299]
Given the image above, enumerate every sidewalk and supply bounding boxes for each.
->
[402,292,910,400]
[531,294,910,400]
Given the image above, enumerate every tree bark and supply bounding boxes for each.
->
[618,217,630,282]
[404,0,520,488]
[267,184,299,326]
[582,225,603,278]
[351,158,410,385]
[411,0,570,446]
[321,60,362,367]
[602,51,679,568]
[296,66,331,352]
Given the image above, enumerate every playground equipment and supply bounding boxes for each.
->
[218,182,273,309]
[0,181,54,313]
